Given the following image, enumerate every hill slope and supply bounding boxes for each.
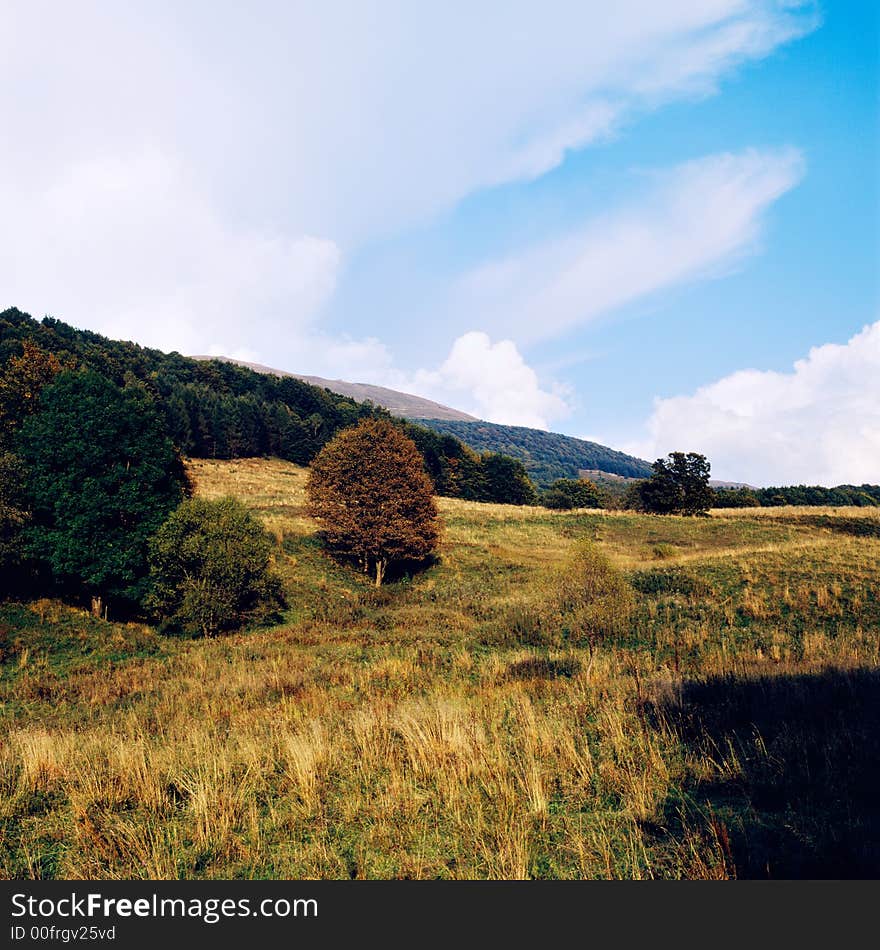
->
[0,308,529,504]
[191,356,477,422]
[194,356,650,486]
[415,418,652,486]
[3,456,878,879]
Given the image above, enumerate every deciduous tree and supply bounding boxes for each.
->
[306,419,440,586]
[481,453,537,506]
[638,452,714,516]
[0,340,69,442]
[17,371,188,615]
[541,478,601,510]
[146,496,285,636]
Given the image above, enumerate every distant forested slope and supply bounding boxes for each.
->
[0,309,533,503]
[415,418,652,486]
[713,484,880,507]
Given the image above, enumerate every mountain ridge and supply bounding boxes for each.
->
[0,308,531,505]
[190,356,478,422]
[192,355,653,486]
[414,418,653,486]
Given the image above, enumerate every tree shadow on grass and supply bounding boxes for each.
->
[313,535,441,587]
[645,667,880,878]
[762,513,880,538]
[383,553,441,585]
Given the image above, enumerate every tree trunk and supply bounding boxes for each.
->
[374,559,387,587]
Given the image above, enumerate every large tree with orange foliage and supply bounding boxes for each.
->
[306,418,440,586]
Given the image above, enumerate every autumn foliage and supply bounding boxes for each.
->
[306,419,441,585]
[0,339,69,439]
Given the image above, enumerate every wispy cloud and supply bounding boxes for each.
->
[1,2,818,366]
[624,321,880,486]
[456,147,806,343]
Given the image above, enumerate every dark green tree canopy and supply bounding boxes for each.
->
[146,496,285,637]
[541,478,601,510]
[712,483,880,508]
[481,453,537,506]
[0,339,69,445]
[0,451,28,592]
[415,417,652,484]
[307,418,441,586]
[638,451,714,516]
[17,370,188,610]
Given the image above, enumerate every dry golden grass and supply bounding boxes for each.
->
[1,457,878,880]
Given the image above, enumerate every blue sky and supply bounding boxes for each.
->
[2,1,878,484]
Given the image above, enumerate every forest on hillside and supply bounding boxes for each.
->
[0,308,534,505]
[416,418,653,486]
[713,484,880,508]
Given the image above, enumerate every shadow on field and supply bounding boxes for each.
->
[383,553,441,584]
[763,514,880,538]
[647,667,880,878]
[311,533,441,587]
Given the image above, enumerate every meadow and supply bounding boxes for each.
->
[1,457,878,879]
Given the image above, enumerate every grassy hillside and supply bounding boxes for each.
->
[415,418,652,485]
[1,458,878,879]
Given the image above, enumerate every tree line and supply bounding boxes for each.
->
[0,346,286,632]
[415,417,653,486]
[712,484,880,508]
[0,310,541,626]
[0,308,535,505]
[545,468,880,513]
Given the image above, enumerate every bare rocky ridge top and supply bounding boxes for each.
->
[191,356,478,422]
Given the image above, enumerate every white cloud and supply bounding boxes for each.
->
[2,2,815,242]
[1,149,341,363]
[0,3,818,380]
[290,335,398,384]
[626,321,880,486]
[457,147,805,342]
[398,332,570,429]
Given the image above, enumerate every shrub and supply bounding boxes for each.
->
[631,567,712,598]
[506,657,581,680]
[541,478,602,510]
[554,541,634,644]
[146,497,285,636]
[542,488,575,510]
